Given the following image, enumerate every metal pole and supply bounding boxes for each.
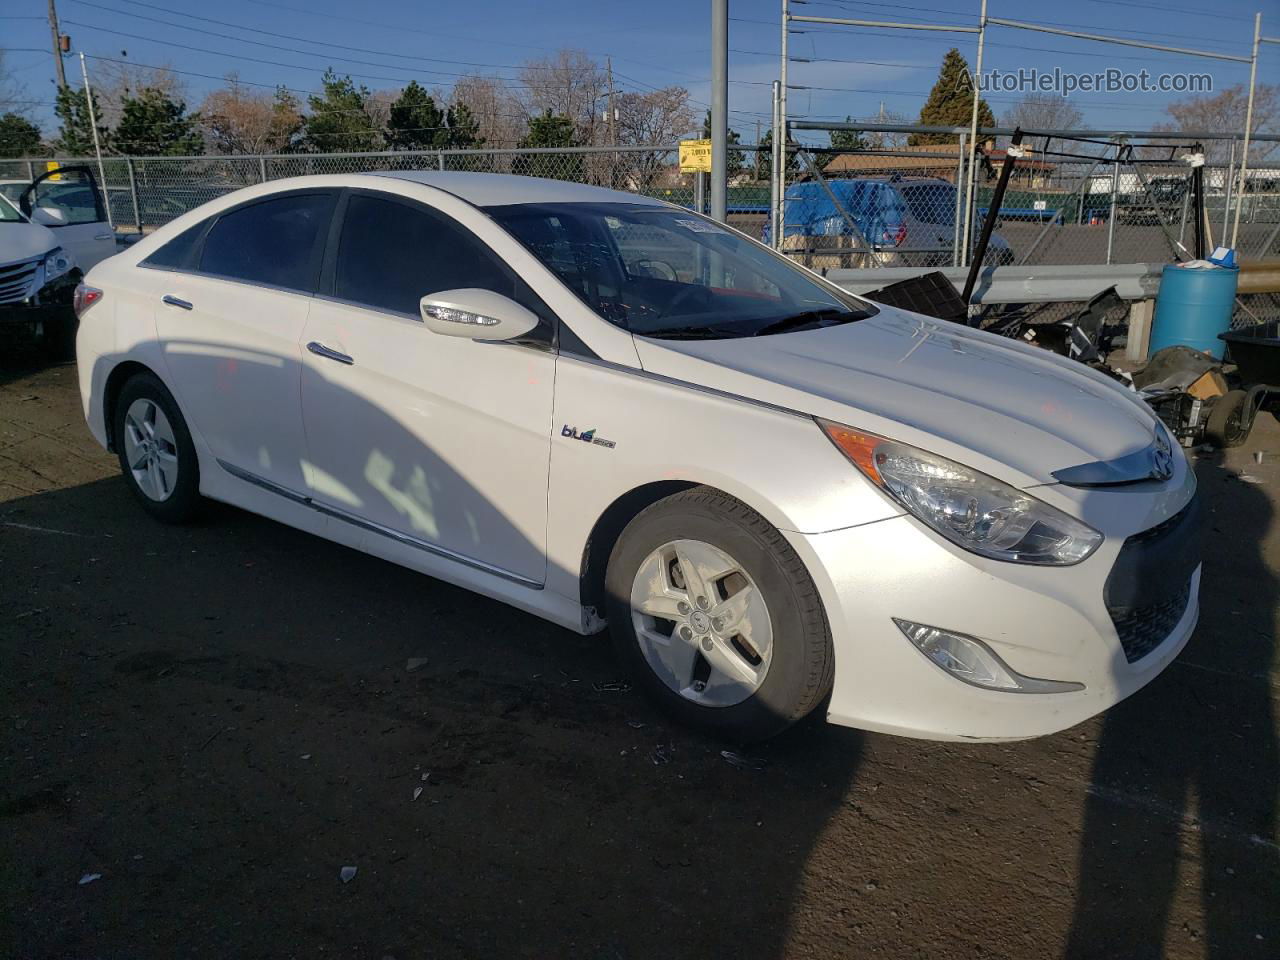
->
[695,171,705,215]
[963,128,1023,305]
[952,132,965,266]
[711,0,728,222]
[258,156,268,183]
[25,159,36,182]
[778,0,789,247]
[770,79,782,248]
[438,151,445,171]
[960,0,987,266]
[126,157,141,234]
[1220,138,1235,240]
[1231,13,1262,248]
[1105,140,1121,265]
[47,0,67,90]
[78,53,112,230]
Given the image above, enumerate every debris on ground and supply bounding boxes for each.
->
[406,658,429,672]
[592,680,631,693]
[720,749,768,772]
[340,866,357,883]
[78,873,101,886]
[412,786,423,801]
[650,744,671,765]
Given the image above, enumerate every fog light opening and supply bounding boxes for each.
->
[893,619,1084,694]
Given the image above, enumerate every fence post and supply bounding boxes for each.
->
[259,157,268,183]
[1105,140,1121,266]
[1220,138,1236,241]
[126,157,142,234]
[26,159,36,182]
[438,152,445,171]
[952,133,966,266]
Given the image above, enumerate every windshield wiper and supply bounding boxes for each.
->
[752,308,865,337]
[638,325,750,340]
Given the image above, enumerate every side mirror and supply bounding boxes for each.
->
[419,288,539,341]
[31,205,68,226]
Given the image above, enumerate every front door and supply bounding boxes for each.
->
[22,166,116,271]
[299,191,555,584]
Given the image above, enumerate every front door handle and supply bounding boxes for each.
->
[162,295,192,310]
[94,233,114,241]
[307,341,354,365]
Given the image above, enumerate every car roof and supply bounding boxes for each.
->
[368,170,666,207]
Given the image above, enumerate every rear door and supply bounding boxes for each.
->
[151,190,337,492]
[22,166,116,271]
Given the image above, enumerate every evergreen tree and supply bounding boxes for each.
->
[447,102,483,150]
[305,69,379,152]
[816,116,867,170]
[910,49,994,146]
[387,81,446,150]
[514,110,581,180]
[701,109,744,178]
[114,88,203,156]
[0,114,43,158]
[756,128,798,182]
[54,85,107,155]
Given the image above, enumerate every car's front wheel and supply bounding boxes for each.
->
[606,488,834,741]
[113,372,202,523]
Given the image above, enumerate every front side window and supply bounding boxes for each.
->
[485,201,875,339]
[199,192,335,293]
[29,170,106,225]
[332,193,515,316]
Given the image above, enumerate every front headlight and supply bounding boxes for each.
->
[819,420,1103,565]
[42,246,74,280]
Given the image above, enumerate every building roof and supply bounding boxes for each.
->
[370,170,665,207]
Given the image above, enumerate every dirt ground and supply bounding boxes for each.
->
[1,360,1277,960]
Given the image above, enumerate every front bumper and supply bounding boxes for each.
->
[786,492,1200,742]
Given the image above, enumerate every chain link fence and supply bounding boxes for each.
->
[2,135,1276,324]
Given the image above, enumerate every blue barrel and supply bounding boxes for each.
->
[1149,262,1239,360]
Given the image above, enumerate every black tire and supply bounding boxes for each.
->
[112,372,203,523]
[605,487,834,741]
[1205,389,1252,448]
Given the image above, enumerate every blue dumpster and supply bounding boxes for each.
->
[1149,261,1239,360]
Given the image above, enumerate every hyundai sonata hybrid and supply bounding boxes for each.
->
[74,172,1200,741]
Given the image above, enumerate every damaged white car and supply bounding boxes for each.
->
[74,172,1200,741]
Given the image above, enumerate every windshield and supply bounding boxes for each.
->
[0,194,25,223]
[484,201,876,338]
[899,184,956,225]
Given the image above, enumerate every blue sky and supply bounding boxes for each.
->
[2,0,1271,141]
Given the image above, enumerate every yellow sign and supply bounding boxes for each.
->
[679,139,713,173]
[45,161,62,182]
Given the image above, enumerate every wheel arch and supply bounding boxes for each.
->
[102,359,160,452]
[578,480,698,626]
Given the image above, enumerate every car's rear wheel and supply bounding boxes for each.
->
[113,373,202,522]
[605,487,833,741]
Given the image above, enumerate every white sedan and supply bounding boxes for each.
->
[74,172,1201,741]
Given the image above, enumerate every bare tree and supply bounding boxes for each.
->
[451,74,526,149]
[1162,83,1278,165]
[1001,93,1085,156]
[92,59,188,130]
[200,77,303,154]
[0,50,33,117]
[613,87,695,189]
[519,49,605,145]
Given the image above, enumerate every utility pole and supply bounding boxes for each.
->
[710,0,727,222]
[47,0,67,89]
[606,56,616,188]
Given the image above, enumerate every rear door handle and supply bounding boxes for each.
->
[307,341,354,365]
[162,295,192,310]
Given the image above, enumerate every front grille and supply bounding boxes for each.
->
[1111,580,1192,663]
[0,257,40,305]
[1105,499,1200,663]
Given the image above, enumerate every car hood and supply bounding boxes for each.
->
[0,222,58,266]
[632,307,1162,487]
